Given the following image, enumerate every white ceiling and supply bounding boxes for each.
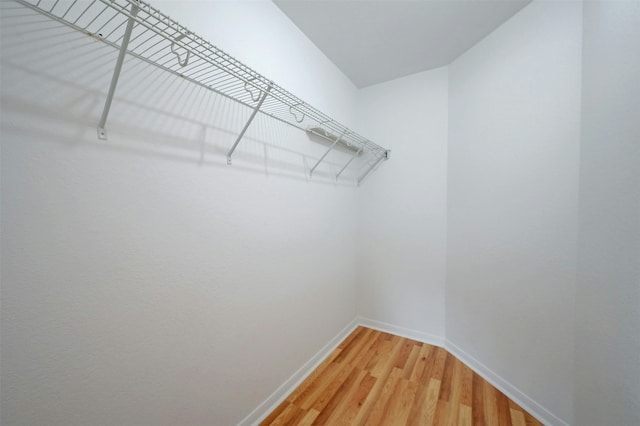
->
[274,0,531,88]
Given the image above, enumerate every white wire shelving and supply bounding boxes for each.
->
[12,0,390,185]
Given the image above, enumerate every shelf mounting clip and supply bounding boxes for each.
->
[170,34,191,67]
[97,3,139,140]
[289,104,305,123]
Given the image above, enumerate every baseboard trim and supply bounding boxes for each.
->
[445,338,568,426]
[237,318,359,426]
[357,316,445,347]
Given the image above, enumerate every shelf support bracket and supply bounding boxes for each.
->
[336,146,363,180]
[309,130,347,177]
[357,151,389,186]
[227,83,272,165]
[97,4,139,140]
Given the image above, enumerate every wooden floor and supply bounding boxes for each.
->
[261,327,543,426]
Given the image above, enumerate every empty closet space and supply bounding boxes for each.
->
[1,1,638,426]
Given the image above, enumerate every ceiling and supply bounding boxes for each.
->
[274,0,531,88]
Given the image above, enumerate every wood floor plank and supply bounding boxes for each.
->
[350,332,385,369]
[290,359,344,410]
[509,400,544,426]
[508,399,520,411]
[406,349,437,425]
[335,328,375,365]
[308,362,357,413]
[286,404,313,426]
[496,386,513,426]
[394,339,414,369]
[510,408,527,426]
[472,372,486,426]
[293,330,378,409]
[261,327,544,426]
[460,362,473,408]
[269,403,303,426]
[338,326,364,350]
[319,369,368,425]
[429,346,449,381]
[296,409,319,426]
[351,341,404,425]
[260,399,289,426]
[459,404,473,426]
[312,368,363,424]
[330,373,377,426]
[370,335,403,378]
[361,367,403,425]
[438,352,456,402]
[411,377,440,426]
[447,358,464,425]
[524,411,544,426]
[364,339,392,372]
[432,398,451,425]
[382,332,393,341]
[303,331,380,412]
[408,344,434,383]
[484,381,500,426]
[377,378,417,426]
[402,344,422,380]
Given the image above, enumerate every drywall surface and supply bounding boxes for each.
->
[355,68,448,340]
[574,2,640,425]
[0,2,361,425]
[446,1,582,424]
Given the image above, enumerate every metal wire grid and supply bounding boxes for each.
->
[13,0,390,172]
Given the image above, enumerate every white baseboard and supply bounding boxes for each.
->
[445,339,568,426]
[236,318,359,426]
[357,316,445,347]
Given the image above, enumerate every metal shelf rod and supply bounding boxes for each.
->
[357,152,387,186]
[97,3,139,140]
[309,130,347,177]
[336,147,364,180]
[226,83,273,165]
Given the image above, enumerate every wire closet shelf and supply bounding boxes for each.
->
[14,0,390,185]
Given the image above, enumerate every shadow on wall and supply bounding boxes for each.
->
[0,2,367,187]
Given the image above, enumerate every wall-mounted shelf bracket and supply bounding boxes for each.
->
[357,150,390,186]
[336,146,363,181]
[226,83,273,165]
[309,130,347,177]
[14,0,389,184]
[97,2,139,140]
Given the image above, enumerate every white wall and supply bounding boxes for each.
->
[354,68,448,341]
[0,1,362,425]
[575,2,640,425]
[446,2,582,424]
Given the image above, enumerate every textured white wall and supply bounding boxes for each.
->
[446,2,582,424]
[0,1,361,425]
[575,2,640,425]
[354,68,448,340]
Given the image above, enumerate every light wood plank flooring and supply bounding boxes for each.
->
[261,326,543,426]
